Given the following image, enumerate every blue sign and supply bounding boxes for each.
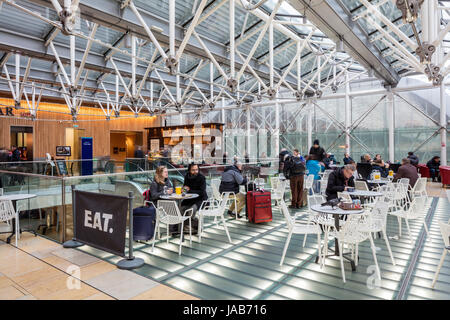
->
[81,137,93,176]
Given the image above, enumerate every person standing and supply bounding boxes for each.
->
[222,152,228,164]
[306,154,322,194]
[10,146,20,162]
[427,156,441,182]
[278,148,289,173]
[309,139,326,162]
[134,146,144,158]
[284,149,306,209]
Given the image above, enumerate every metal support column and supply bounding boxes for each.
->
[246,104,251,156]
[345,71,351,155]
[441,81,447,165]
[274,90,280,156]
[388,88,395,163]
[15,53,20,104]
[307,99,312,152]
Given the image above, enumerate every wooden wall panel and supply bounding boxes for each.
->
[0,98,161,159]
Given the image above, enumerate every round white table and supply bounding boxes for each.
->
[0,193,37,244]
[311,204,364,271]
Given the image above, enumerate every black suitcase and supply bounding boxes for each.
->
[133,206,156,241]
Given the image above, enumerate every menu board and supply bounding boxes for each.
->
[150,139,160,152]
[56,160,68,176]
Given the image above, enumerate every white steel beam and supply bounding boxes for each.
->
[388,89,395,163]
[128,1,168,60]
[345,70,350,155]
[441,81,447,165]
[175,0,209,62]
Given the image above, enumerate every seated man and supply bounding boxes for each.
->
[182,163,207,213]
[361,153,372,163]
[219,161,247,217]
[393,158,418,188]
[322,153,331,169]
[325,164,356,201]
[427,156,441,182]
[180,163,207,234]
[343,153,353,165]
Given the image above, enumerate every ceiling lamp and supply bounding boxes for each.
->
[124,33,132,48]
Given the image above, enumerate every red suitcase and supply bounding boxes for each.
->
[246,191,272,223]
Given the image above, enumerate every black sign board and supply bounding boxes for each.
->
[73,190,128,257]
[56,160,68,176]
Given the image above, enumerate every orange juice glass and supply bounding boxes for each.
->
[175,186,182,195]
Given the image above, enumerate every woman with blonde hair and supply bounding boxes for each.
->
[149,166,173,202]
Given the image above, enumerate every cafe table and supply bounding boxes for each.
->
[0,193,37,244]
[310,204,364,271]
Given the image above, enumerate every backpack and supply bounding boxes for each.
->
[288,156,305,175]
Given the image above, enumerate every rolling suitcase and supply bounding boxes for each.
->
[133,206,156,241]
[246,190,272,223]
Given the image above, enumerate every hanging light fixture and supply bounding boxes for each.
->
[124,33,132,48]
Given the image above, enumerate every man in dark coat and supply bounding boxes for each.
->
[393,158,419,187]
[283,149,306,208]
[219,161,247,217]
[343,153,353,165]
[326,164,356,201]
[309,139,326,162]
[278,148,290,173]
[426,156,441,182]
[182,163,207,212]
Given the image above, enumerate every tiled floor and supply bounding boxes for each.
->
[0,233,198,300]
[1,182,448,300]
[77,189,450,300]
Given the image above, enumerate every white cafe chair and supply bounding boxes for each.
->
[328,214,381,283]
[279,200,322,266]
[198,192,232,244]
[388,195,429,244]
[0,200,19,247]
[152,200,193,255]
[431,220,450,288]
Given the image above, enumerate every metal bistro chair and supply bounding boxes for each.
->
[152,200,193,255]
[431,220,450,288]
[271,179,287,209]
[388,195,429,244]
[355,180,369,191]
[279,200,322,266]
[411,177,428,199]
[0,200,19,247]
[198,192,232,244]
[359,198,396,266]
[304,174,315,195]
[328,214,381,283]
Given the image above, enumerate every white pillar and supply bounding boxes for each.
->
[388,89,395,163]
[246,105,251,157]
[169,0,175,57]
[230,0,235,79]
[131,35,136,98]
[441,81,447,165]
[345,71,351,155]
[15,53,20,101]
[274,91,280,156]
[307,100,312,152]
[269,22,274,88]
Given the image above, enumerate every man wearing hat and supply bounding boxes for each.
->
[309,139,326,163]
